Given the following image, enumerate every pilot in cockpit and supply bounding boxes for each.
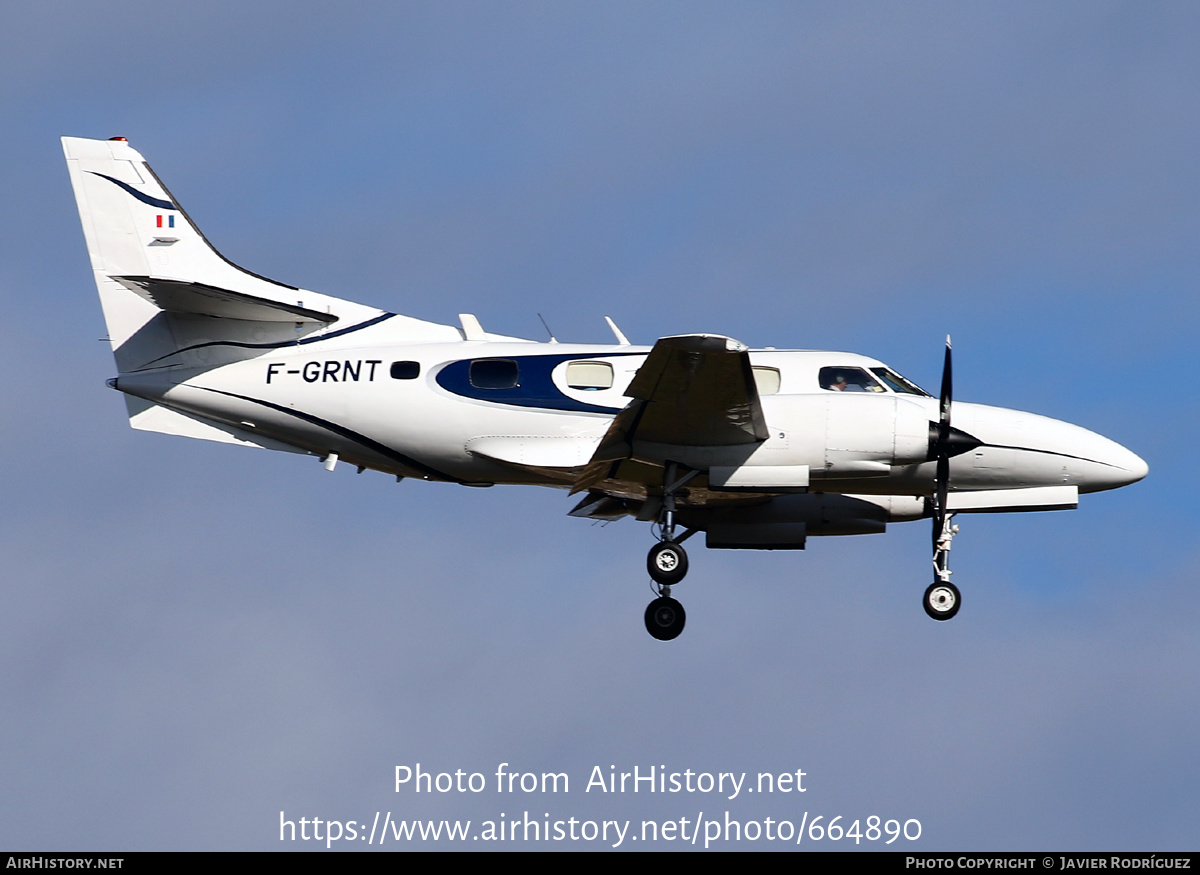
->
[820,366,886,392]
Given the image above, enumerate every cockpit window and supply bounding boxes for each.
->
[819,366,885,392]
[870,367,929,396]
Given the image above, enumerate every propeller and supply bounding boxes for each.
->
[932,336,953,555]
[927,335,982,560]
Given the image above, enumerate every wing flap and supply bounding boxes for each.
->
[567,491,633,520]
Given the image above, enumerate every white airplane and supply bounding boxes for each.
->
[63,135,1148,640]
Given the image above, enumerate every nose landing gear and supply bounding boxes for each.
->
[925,336,972,622]
[926,512,961,621]
[924,581,961,620]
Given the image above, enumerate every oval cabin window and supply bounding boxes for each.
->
[566,361,614,390]
[469,359,520,389]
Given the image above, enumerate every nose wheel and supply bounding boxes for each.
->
[923,581,961,620]
[928,507,962,621]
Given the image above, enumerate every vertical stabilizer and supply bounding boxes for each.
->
[62,136,397,372]
[63,135,469,384]
[63,137,174,356]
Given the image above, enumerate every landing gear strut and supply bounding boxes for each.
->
[925,511,961,621]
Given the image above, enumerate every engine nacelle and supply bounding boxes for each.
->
[821,394,930,474]
[630,394,932,479]
[691,493,926,549]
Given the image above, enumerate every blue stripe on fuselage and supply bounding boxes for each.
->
[435,353,638,414]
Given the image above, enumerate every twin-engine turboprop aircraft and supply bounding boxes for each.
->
[63,136,1148,640]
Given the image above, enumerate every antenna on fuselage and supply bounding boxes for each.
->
[458,314,486,341]
[537,313,558,343]
[604,316,630,346]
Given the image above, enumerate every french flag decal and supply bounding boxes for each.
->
[156,214,175,229]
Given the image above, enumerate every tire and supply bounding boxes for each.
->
[923,581,961,621]
[644,597,686,640]
[647,541,688,585]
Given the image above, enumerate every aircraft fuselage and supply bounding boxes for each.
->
[112,338,1146,499]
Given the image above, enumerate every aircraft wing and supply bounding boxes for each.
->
[573,333,768,493]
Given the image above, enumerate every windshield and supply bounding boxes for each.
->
[819,366,885,392]
[870,367,929,396]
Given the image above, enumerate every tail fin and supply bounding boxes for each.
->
[62,136,388,372]
[64,136,466,454]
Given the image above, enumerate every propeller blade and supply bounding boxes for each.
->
[933,453,949,551]
[938,335,952,435]
[933,335,953,554]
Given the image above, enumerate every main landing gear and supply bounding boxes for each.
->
[644,537,690,640]
[645,590,686,641]
[647,539,688,585]
[643,463,697,640]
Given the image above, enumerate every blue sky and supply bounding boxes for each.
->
[1,1,1196,850]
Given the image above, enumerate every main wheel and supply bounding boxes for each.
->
[647,540,688,585]
[923,581,961,621]
[644,596,686,640]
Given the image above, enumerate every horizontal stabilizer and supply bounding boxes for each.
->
[62,136,389,357]
[114,276,339,324]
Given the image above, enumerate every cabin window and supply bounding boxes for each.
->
[753,366,781,396]
[819,366,884,392]
[469,358,520,389]
[390,361,420,380]
[566,360,614,390]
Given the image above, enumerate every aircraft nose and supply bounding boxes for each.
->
[1023,420,1148,493]
[1093,439,1148,490]
[950,402,1148,493]
[1028,422,1148,493]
